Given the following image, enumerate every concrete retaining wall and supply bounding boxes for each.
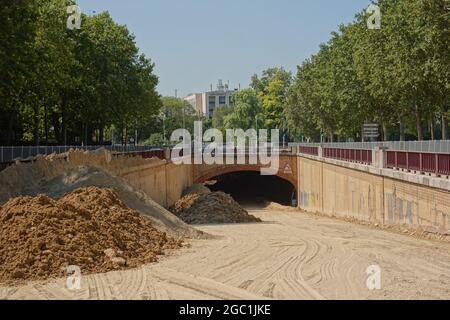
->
[322,163,384,223]
[298,156,450,234]
[119,161,193,208]
[298,157,323,214]
[384,178,450,234]
[166,163,194,207]
[118,152,450,235]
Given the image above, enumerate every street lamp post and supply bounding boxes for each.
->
[162,109,166,146]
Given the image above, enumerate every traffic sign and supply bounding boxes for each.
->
[363,123,380,139]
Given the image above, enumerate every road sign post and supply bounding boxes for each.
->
[363,123,380,142]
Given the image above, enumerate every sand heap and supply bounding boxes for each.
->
[0,187,182,284]
[265,202,298,211]
[0,149,204,239]
[0,148,164,205]
[172,188,261,225]
[182,184,212,197]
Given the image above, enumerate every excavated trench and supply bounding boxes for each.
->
[208,171,296,207]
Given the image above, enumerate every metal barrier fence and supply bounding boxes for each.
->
[291,141,450,153]
[0,144,295,164]
[0,145,162,163]
[123,150,166,160]
[292,140,450,176]
[299,146,319,156]
[323,148,372,165]
[385,151,450,176]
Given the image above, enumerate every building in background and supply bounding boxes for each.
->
[184,93,203,115]
[184,80,238,118]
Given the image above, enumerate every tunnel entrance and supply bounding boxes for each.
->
[208,171,296,207]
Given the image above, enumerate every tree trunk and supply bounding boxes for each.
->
[415,105,423,141]
[61,95,67,145]
[6,112,14,145]
[34,105,40,146]
[399,119,405,141]
[429,117,435,141]
[442,114,448,140]
[52,111,60,144]
[329,131,334,143]
[44,105,49,144]
[382,123,389,141]
[81,123,84,146]
[99,127,104,145]
[84,122,88,146]
[124,124,128,147]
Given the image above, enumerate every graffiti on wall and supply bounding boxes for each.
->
[299,192,318,208]
[385,193,415,226]
[386,190,450,234]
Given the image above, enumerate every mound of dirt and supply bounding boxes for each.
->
[40,166,205,239]
[171,192,261,225]
[0,148,164,205]
[0,187,182,284]
[265,202,298,211]
[182,184,211,197]
[0,149,205,239]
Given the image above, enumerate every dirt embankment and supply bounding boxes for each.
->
[0,148,163,205]
[0,187,182,284]
[0,149,209,284]
[172,185,261,225]
[0,149,204,239]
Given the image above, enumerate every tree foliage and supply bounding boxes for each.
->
[286,0,450,142]
[0,0,161,145]
[251,67,292,131]
[212,68,291,134]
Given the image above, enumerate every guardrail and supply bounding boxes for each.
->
[386,151,450,176]
[299,146,319,156]
[291,140,450,153]
[294,141,450,177]
[121,150,166,160]
[323,148,372,165]
[0,145,162,163]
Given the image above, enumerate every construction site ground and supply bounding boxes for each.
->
[2,208,450,300]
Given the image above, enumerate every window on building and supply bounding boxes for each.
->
[208,96,216,108]
[219,96,226,105]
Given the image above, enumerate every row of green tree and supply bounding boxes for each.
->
[286,0,449,142]
[211,68,292,136]
[3,0,448,146]
[198,0,449,143]
[139,67,293,146]
[0,0,161,146]
[139,97,201,146]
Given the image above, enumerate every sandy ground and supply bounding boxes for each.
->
[1,209,450,300]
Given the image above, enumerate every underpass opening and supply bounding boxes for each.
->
[208,171,297,207]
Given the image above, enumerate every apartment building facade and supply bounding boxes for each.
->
[184,80,237,118]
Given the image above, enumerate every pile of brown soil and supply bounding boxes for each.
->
[1,160,204,239]
[0,148,164,205]
[0,187,182,284]
[171,191,261,225]
[182,184,211,197]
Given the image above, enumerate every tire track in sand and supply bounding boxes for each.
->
[2,209,450,300]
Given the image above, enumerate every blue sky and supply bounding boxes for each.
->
[77,0,372,97]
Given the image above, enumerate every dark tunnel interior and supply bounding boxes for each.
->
[208,171,296,207]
